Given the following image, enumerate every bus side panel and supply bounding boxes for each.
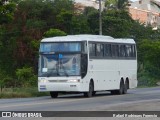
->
[118,60,137,89]
[87,59,120,91]
[84,59,137,91]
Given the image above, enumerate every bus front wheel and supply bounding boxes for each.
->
[84,81,94,98]
[50,92,58,98]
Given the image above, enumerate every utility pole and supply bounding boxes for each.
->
[99,0,102,35]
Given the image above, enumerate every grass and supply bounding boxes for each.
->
[137,85,158,88]
[0,87,49,99]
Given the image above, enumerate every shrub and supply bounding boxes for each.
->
[16,67,37,87]
[44,28,67,37]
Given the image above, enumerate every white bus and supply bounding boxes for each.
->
[38,35,137,98]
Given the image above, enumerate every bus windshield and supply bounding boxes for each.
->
[40,42,81,52]
[38,54,81,77]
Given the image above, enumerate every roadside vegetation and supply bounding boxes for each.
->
[0,87,49,98]
[0,0,160,98]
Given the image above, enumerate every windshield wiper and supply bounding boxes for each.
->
[56,63,60,76]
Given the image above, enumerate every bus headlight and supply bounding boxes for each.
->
[39,80,48,83]
[67,79,80,83]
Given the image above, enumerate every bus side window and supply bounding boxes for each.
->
[120,45,126,57]
[112,44,119,58]
[116,45,119,57]
[125,45,132,57]
[104,44,111,57]
[89,43,96,57]
[132,45,136,57]
[96,43,104,57]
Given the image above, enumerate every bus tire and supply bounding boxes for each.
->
[124,80,129,94]
[84,81,94,98]
[50,92,58,98]
[116,80,124,95]
[92,91,96,96]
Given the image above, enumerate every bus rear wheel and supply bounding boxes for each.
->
[50,92,58,98]
[92,91,96,96]
[118,80,125,95]
[112,80,124,95]
[84,81,94,98]
[124,80,129,94]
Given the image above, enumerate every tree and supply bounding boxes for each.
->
[56,10,73,34]
[130,21,154,41]
[0,0,78,84]
[105,0,129,10]
[16,67,37,87]
[71,14,90,34]
[138,39,160,86]
[83,7,99,34]
[102,10,133,37]
[52,0,74,14]
[44,29,67,37]
[105,0,117,9]
[0,0,16,25]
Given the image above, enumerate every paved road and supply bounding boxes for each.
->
[0,87,160,111]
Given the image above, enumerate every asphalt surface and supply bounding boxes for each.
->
[0,87,160,111]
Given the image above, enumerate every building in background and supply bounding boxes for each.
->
[129,0,160,30]
[74,0,105,13]
[74,0,99,9]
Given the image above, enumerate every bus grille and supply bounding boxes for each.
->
[48,80,68,82]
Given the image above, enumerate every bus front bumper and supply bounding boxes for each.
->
[38,82,84,92]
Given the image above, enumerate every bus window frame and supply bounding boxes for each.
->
[88,41,136,60]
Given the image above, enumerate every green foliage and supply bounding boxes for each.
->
[138,70,158,86]
[26,19,46,29]
[0,87,49,98]
[0,27,17,76]
[56,10,73,33]
[83,7,98,16]
[71,15,90,34]
[86,9,99,34]
[30,40,40,50]
[138,39,160,86]
[16,67,37,87]
[0,69,15,91]
[138,40,160,68]
[102,10,133,37]
[44,29,67,37]
[0,1,16,25]
[0,92,31,98]
[117,0,129,10]
[105,0,129,10]
[130,22,154,41]
[105,0,117,7]
[53,0,74,14]
[0,70,5,92]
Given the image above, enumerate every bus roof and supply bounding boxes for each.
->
[41,35,135,44]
